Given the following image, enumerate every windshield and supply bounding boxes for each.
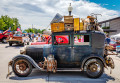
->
[13,34,24,36]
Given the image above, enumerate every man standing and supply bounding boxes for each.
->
[105,35,111,44]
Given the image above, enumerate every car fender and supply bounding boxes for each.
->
[80,54,107,70]
[12,54,43,70]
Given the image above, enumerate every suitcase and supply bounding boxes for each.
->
[51,22,65,32]
[74,18,80,31]
[64,16,73,24]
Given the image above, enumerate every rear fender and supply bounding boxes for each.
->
[12,55,43,70]
[81,54,107,70]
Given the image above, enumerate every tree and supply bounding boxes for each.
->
[0,15,21,31]
[25,28,46,34]
[0,19,6,30]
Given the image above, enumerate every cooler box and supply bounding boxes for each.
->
[74,18,80,31]
[51,22,65,32]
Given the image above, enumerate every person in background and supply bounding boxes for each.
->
[14,31,19,36]
[28,33,32,41]
[36,33,42,42]
[105,35,111,45]
[7,32,13,40]
[31,34,35,42]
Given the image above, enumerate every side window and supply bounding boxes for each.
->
[54,35,70,45]
[74,35,90,45]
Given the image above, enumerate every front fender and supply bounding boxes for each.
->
[80,54,107,70]
[12,54,43,70]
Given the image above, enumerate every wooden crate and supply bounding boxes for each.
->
[74,18,80,31]
[51,22,65,32]
[64,16,73,23]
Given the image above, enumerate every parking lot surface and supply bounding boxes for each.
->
[0,43,120,83]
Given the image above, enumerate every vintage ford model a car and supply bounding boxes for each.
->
[7,30,115,78]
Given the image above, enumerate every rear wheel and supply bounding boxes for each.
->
[27,42,29,45]
[9,42,12,46]
[84,59,104,78]
[12,58,32,77]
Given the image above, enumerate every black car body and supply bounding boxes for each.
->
[8,31,114,78]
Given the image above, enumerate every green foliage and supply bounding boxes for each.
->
[0,15,21,31]
[102,27,110,29]
[25,28,46,34]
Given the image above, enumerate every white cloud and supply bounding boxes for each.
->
[0,0,119,30]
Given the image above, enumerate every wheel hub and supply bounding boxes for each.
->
[19,64,27,71]
[90,64,98,72]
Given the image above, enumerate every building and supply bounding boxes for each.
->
[99,17,120,35]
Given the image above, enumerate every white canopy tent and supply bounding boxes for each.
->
[110,33,120,40]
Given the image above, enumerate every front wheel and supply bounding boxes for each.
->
[12,58,32,77]
[84,59,104,78]
[2,38,7,43]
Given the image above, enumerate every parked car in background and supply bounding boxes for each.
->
[7,34,29,46]
[116,45,120,52]
[0,30,9,43]
[109,40,120,50]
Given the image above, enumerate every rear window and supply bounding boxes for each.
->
[74,35,90,45]
[54,35,70,45]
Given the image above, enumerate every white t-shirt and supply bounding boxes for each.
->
[37,36,41,42]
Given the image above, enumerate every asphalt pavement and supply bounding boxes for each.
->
[0,43,120,83]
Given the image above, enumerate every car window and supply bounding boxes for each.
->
[74,35,90,45]
[54,35,70,45]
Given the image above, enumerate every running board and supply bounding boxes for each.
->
[41,68,82,72]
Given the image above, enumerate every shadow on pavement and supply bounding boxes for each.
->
[5,44,24,49]
[9,69,115,83]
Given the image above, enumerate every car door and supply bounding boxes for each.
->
[52,34,72,67]
[73,34,92,62]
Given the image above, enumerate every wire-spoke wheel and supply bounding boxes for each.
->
[84,59,104,78]
[12,58,32,77]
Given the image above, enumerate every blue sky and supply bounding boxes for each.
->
[88,0,120,11]
[0,0,119,30]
